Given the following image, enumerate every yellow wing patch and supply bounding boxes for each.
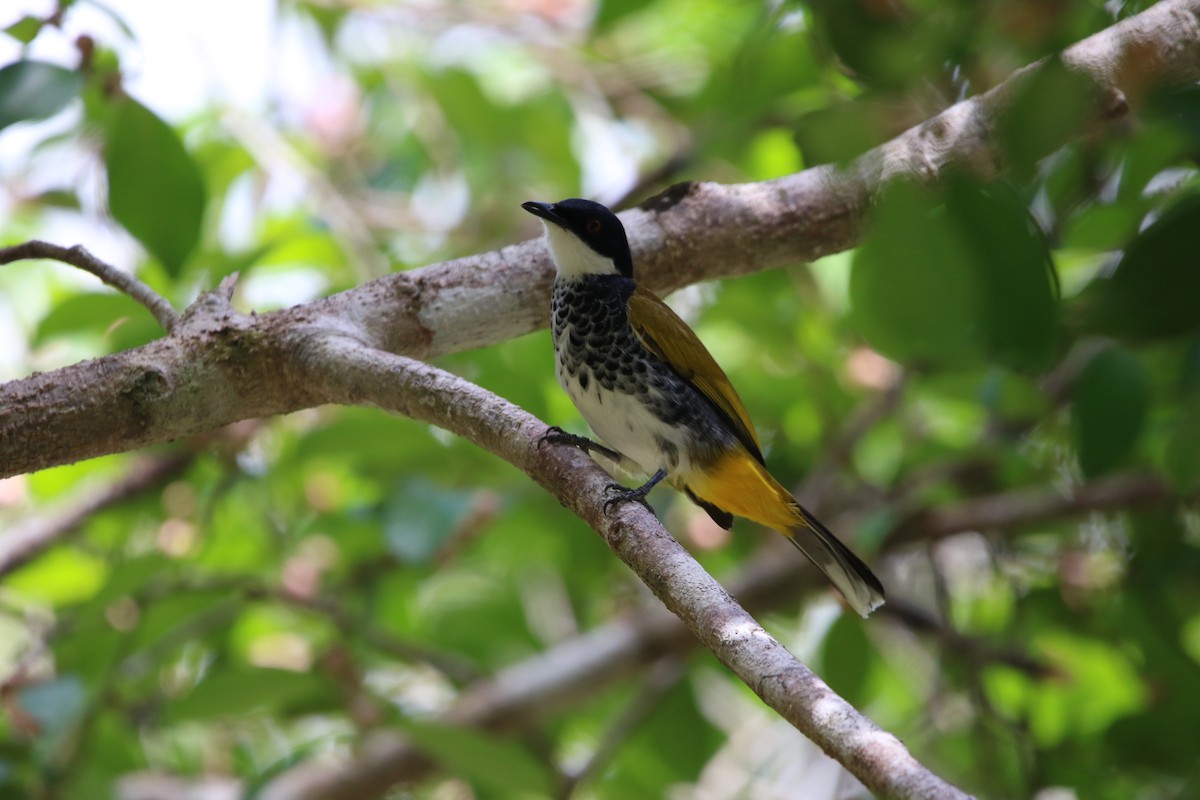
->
[627,287,763,463]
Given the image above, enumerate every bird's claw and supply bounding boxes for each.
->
[539,425,593,451]
[602,483,655,515]
[538,425,567,450]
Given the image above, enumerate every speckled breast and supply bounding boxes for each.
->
[550,275,728,475]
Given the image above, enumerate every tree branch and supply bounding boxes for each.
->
[0,453,192,577]
[557,657,687,799]
[881,598,1056,679]
[0,241,179,332]
[885,471,1179,548]
[267,0,1200,357]
[287,335,972,800]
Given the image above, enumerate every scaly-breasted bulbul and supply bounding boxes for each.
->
[523,198,885,617]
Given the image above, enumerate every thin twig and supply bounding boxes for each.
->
[133,576,483,684]
[881,597,1056,679]
[0,453,193,577]
[885,471,1178,548]
[798,373,909,511]
[557,656,686,799]
[0,241,179,332]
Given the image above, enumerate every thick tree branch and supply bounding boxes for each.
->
[2,0,1199,479]
[269,0,1200,357]
[0,241,179,332]
[0,286,322,478]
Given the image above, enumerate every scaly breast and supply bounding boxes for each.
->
[552,278,688,477]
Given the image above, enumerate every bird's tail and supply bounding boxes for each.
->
[688,451,885,617]
[785,503,885,618]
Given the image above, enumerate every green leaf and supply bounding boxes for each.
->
[1077,191,1200,339]
[0,60,82,132]
[131,590,234,659]
[1164,398,1200,490]
[295,408,445,471]
[402,720,553,796]
[603,678,721,798]
[946,178,1059,370]
[851,182,986,366]
[1061,202,1144,251]
[163,666,331,723]
[986,633,1147,747]
[4,16,44,44]
[595,0,655,31]
[34,292,160,349]
[820,613,873,704]
[1108,700,1200,773]
[997,58,1097,177]
[1148,83,1200,150]
[1071,347,1150,477]
[795,101,884,166]
[5,548,107,606]
[810,0,941,91]
[851,178,1058,370]
[105,97,207,275]
[850,181,989,368]
[384,479,476,564]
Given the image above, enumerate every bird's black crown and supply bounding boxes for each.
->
[522,198,634,278]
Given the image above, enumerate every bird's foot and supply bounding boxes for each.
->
[539,425,595,451]
[601,468,667,515]
[539,426,624,462]
[602,483,656,515]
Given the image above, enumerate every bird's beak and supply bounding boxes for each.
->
[522,200,566,228]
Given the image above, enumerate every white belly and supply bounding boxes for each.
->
[557,362,692,480]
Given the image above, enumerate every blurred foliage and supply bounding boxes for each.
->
[1,1,1199,799]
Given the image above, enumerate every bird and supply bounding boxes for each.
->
[522,197,885,617]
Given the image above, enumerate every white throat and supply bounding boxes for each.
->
[542,223,618,278]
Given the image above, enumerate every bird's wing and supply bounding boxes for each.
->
[627,286,764,463]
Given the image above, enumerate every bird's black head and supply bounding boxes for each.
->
[522,198,633,279]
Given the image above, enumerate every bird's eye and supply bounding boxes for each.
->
[585,219,602,234]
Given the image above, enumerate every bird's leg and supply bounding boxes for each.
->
[603,469,668,515]
[539,426,662,514]
[539,426,624,463]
